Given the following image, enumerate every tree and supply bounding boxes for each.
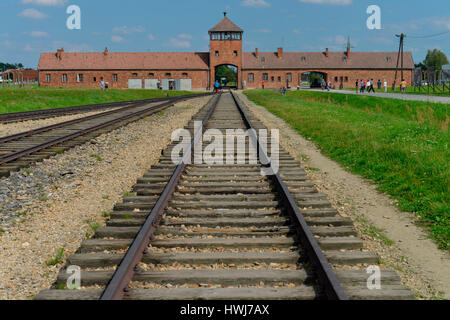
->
[423,49,449,71]
[215,65,237,84]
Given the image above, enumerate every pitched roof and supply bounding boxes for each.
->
[209,17,243,33]
[243,51,415,70]
[38,52,210,70]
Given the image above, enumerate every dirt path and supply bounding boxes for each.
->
[238,91,450,300]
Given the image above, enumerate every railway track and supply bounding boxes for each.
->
[0,95,197,124]
[0,93,210,177]
[36,92,414,300]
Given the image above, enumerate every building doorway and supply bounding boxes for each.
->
[301,72,328,88]
[215,65,238,88]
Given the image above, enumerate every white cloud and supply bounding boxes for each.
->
[241,0,271,8]
[24,44,34,52]
[18,8,48,19]
[29,31,49,37]
[168,38,191,48]
[434,19,450,30]
[299,0,352,5]
[178,34,192,40]
[111,35,124,43]
[293,29,301,34]
[21,0,67,6]
[147,34,155,40]
[2,40,13,48]
[112,26,145,35]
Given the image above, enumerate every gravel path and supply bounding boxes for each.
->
[237,91,449,300]
[0,96,211,300]
[302,88,450,104]
[0,109,118,138]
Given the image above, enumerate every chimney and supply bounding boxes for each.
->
[255,48,259,58]
[56,48,64,60]
[277,47,283,58]
[325,48,329,57]
[347,45,350,58]
[104,47,109,55]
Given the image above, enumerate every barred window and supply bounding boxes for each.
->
[45,74,51,83]
[62,74,67,82]
[248,73,254,82]
[113,74,118,82]
[77,74,83,82]
[263,73,268,81]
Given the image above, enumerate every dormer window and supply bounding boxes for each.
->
[301,56,306,61]
[387,56,392,62]
[261,57,265,62]
[343,57,348,61]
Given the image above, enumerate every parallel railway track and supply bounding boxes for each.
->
[0,93,211,177]
[35,92,414,300]
[0,95,197,124]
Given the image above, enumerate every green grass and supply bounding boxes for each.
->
[87,220,101,233]
[0,86,196,114]
[46,248,65,266]
[90,154,103,162]
[244,89,449,250]
[337,85,450,96]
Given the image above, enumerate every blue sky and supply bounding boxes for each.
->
[1,0,450,68]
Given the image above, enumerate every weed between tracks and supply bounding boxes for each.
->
[244,90,449,250]
[46,248,65,266]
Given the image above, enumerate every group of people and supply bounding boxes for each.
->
[356,79,408,94]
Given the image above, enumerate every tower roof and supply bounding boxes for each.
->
[209,17,243,33]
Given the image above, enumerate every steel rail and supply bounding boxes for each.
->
[100,94,221,300]
[0,94,210,165]
[230,91,348,300]
[0,94,204,123]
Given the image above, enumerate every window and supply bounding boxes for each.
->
[113,74,118,82]
[261,57,265,62]
[271,76,274,82]
[344,76,348,82]
[77,74,83,82]
[93,77,97,82]
[287,73,292,82]
[182,73,188,77]
[45,74,51,83]
[278,76,281,82]
[233,51,238,57]
[148,73,155,77]
[215,51,219,57]
[386,56,392,62]
[165,73,171,77]
[301,56,306,62]
[263,73,268,81]
[334,76,338,82]
[343,57,348,61]
[231,33,241,40]
[62,74,68,83]
[132,73,138,77]
[248,73,254,82]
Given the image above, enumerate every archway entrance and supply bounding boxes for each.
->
[215,65,238,89]
[301,72,328,88]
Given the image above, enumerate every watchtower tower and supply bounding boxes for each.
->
[209,13,243,89]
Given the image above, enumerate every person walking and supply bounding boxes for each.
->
[355,79,359,93]
[262,81,265,89]
[282,87,287,96]
[327,80,331,92]
[214,80,220,94]
[383,79,388,93]
[377,79,382,92]
[367,79,374,93]
[100,78,105,91]
[362,80,366,93]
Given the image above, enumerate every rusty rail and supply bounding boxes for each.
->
[0,93,212,165]
[230,91,348,300]
[100,94,221,300]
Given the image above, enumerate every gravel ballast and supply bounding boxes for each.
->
[0,96,210,300]
[237,91,449,300]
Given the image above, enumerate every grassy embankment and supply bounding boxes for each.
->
[244,89,449,250]
[0,85,196,114]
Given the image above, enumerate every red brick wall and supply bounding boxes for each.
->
[242,69,413,89]
[210,39,242,89]
[38,70,209,89]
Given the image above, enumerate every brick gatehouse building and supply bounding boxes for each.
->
[38,15,414,90]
